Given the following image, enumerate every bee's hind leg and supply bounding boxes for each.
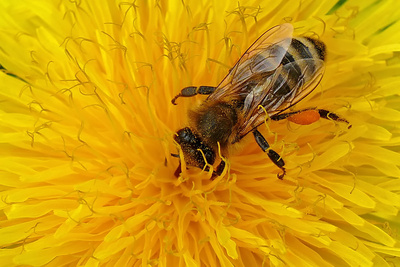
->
[171,86,216,105]
[270,108,351,128]
[253,129,286,179]
[318,109,351,128]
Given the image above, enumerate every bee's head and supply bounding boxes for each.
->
[174,127,195,145]
[174,127,216,168]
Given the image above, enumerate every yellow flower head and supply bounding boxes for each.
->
[1,0,400,266]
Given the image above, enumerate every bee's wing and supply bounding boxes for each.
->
[236,58,325,141]
[207,23,294,101]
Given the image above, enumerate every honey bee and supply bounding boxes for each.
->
[171,23,350,179]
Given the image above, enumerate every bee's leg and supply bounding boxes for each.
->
[253,129,286,179]
[211,160,226,180]
[171,86,216,105]
[318,109,351,128]
[270,108,351,128]
[270,108,314,121]
[174,162,182,177]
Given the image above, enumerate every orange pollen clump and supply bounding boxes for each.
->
[288,109,320,125]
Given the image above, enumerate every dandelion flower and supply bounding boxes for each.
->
[1,0,400,266]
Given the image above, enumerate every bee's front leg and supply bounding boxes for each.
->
[171,86,216,105]
[253,129,286,179]
[211,160,226,180]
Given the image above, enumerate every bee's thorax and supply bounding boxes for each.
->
[189,101,238,148]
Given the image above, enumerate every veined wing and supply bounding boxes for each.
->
[207,23,294,102]
[234,58,325,142]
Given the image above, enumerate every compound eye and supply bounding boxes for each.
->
[175,127,193,143]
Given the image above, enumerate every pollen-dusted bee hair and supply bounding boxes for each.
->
[172,23,350,179]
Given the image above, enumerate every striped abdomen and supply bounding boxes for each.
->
[273,37,326,96]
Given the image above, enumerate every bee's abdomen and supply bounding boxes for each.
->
[272,37,326,97]
[283,37,326,74]
[290,37,325,60]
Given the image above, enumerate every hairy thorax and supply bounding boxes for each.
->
[189,101,239,151]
